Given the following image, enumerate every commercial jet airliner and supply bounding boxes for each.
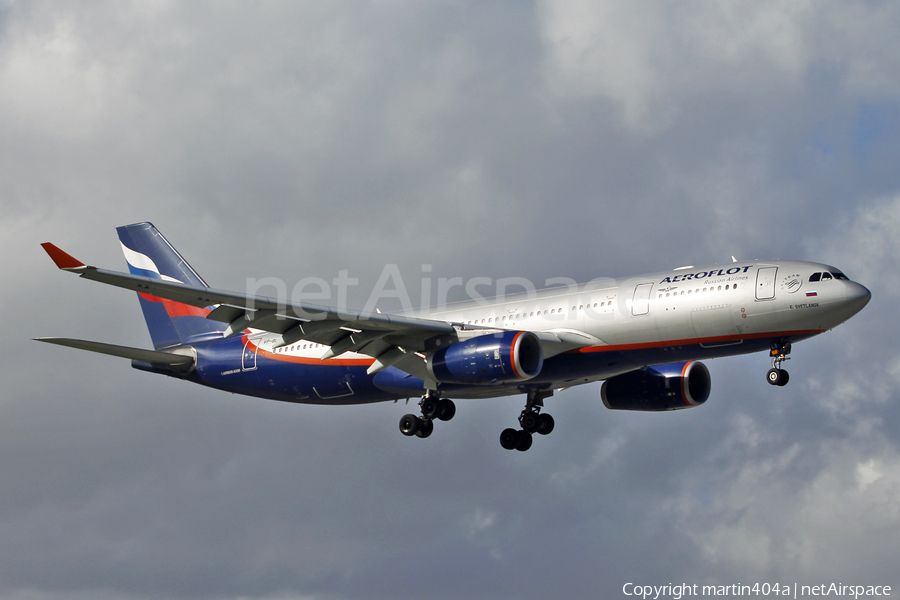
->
[38,222,871,451]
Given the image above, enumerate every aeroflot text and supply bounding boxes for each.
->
[659,266,753,284]
[622,582,891,599]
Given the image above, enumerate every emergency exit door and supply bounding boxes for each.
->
[755,267,777,300]
[632,283,653,315]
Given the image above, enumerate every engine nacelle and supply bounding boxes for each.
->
[427,331,543,385]
[601,361,711,411]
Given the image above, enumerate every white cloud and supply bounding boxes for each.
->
[536,0,900,131]
[670,431,900,580]
[831,194,900,293]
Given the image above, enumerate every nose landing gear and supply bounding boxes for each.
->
[766,342,791,386]
[500,389,554,452]
[399,393,456,439]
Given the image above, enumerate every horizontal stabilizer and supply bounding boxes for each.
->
[34,337,195,371]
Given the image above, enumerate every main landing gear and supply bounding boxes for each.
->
[500,389,555,452]
[766,341,791,387]
[399,393,456,439]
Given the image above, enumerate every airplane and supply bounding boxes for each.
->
[37,222,871,451]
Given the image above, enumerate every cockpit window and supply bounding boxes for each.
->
[831,271,849,280]
[809,272,821,282]
[821,272,833,281]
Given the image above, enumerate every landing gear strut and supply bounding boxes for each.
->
[766,341,791,386]
[399,392,456,439]
[500,389,554,452]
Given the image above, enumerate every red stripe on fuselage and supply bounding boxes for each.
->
[570,330,824,354]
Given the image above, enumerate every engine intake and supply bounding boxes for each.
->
[427,331,543,385]
[601,361,711,411]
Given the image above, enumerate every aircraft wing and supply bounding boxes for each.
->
[41,243,461,380]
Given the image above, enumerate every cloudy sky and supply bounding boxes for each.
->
[3,1,900,598]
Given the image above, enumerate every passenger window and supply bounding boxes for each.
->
[821,272,832,281]
[809,272,821,282]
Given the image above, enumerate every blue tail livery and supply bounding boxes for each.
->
[116,222,223,349]
[37,223,871,451]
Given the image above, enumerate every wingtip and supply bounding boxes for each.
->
[41,242,86,270]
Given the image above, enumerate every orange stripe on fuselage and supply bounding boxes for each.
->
[244,337,374,366]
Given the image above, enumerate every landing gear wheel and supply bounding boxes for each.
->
[437,398,456,421]
[537,413,555,435]
[415,419,434,438]
[420,397,440,419]
[399,414,421,436]
[500,428,519,450]
[766,368,789,386]
[515,431,533,452]
[520,412,540,433]
[776,370,789,386]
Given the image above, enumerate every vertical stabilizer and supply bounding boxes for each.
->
[116,222,223,349]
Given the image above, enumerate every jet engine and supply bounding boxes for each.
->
[601,361,711,411]
[427,331,543,385]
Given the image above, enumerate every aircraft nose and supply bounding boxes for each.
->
[844,281,871,314]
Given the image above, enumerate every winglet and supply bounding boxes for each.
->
[41,242,86,270]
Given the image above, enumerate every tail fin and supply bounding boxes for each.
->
[116,222,223,349]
